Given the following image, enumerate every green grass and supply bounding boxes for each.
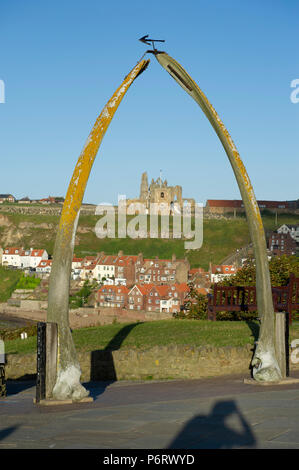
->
[4,319,299,356]
[1,211,298,270]
[0,266,22,302]
[15,274,41,290]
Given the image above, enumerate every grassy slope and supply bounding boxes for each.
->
[2,211,298,270]
[4,319,299,355]
[0,266,22,303]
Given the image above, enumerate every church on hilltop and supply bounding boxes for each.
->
[127,171,194,209]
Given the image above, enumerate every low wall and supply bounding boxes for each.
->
[5,344,254,381]
[0,304,173,329]
[6,344,299,382]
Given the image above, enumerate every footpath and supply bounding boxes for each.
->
[1,372,299,449]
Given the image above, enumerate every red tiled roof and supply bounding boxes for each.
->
[37,260,52,268]
[211,265,236,275]
[155,285,170,297]
[3,247,23,255]
[174,283,190,293]
[207,199,289,209]
[129,284,154,296]
[196,287,209,295]
[98,285,129,294]
[207,200,243,208]
[31,249,45,257]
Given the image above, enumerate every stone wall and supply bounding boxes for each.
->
[5,344,299,382]
[0,204,95,216]
[4,344,252,381]
[0,303,173,329]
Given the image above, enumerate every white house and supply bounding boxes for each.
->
[71,257,83,280]
[36,259,52,274]
[29,249,48,269]
[20,249,32,268]
[2,247,23,267]
[94,255,116,282]
[277,224,299,243]
[210,264,237,283]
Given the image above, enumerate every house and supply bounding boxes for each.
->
[277,224,299,243]
[2,247,23,267]
[127,283,190,313]
[89,251,138,286]
[72,257,83,270]
[93,254,117,283]
[2,247,49,269]
[36,259,52,274]
[114,252,137,286]
[268,232,297,256]
[18,197,31,204]
[188,267,211,289]
[157,283,189,314]
[39,196,56,205]
[71,257,83,280]
[135,254,190,285]
[206,200,293,215]
[19,248,33,268]
[29,249,48,269]
[96,285,129,308]
[209,263,238,283]
[0,194,15,204]
[127,284,153,311]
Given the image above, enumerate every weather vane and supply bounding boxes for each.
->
[139,35,165,54]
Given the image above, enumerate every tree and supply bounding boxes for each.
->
[174,282,208,320]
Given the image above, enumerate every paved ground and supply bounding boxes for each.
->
[1,372,299,449]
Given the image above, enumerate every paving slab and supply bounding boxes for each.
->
[1,372,299,449]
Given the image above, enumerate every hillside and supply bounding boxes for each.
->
[0,266,22,303]
[0,210,298,271]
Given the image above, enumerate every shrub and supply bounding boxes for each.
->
[15,274,40,290]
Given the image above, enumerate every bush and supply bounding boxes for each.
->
[69,280,97,309]
[15,274,40,290]
[174,283,208,320]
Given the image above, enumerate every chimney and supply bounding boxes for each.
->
[172,253,176,263]
[118,250,124,257]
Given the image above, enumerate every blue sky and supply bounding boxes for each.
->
[0,0,298,205]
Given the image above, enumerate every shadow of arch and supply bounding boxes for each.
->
[86,322,143,399]
[168,400,256,449]
[0,426,18,442]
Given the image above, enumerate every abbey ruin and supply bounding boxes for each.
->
[129,172,195,209]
